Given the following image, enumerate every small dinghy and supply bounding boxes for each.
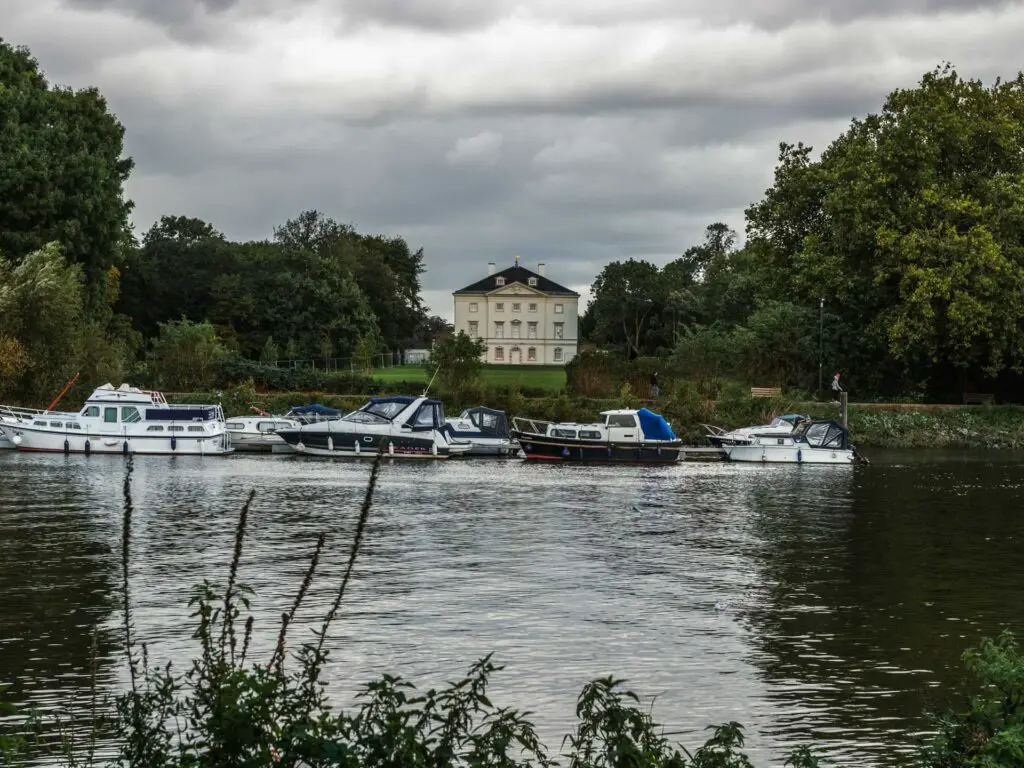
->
[723,419,863,464]
[511,407,684,463]
[442,406,517,456]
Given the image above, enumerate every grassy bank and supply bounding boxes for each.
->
[170,386,1024,450]
[372,363,567,391]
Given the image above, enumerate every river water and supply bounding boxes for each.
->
[1,449,1022,766]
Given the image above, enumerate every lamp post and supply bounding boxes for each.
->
[818,297,824,398]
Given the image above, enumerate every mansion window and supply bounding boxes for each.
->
[496,277,506,286]
[554,304,564,314]
[494,346,504,361]
[527,321,537,339]
[528,277,537,286]
[468,321,478,336]
[512,303,521,312]
[527,347,537,361]
[511,320,521,339]
[554,322,564,339]
[495,302,504,312]
[494,322,504,338]
[554,347,563,362]
[528,303,537,312]
[470,302,478,313]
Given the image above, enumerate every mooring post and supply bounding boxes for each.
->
[840,391,848,429]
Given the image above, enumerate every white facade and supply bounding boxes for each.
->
[453,261,579,365]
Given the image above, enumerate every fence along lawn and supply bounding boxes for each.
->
[372,364,566,392]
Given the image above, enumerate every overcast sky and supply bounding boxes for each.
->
[4,0,1021,318]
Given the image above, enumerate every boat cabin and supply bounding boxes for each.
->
[794,419,850,450]
[44,384,223,428]
[543,408,677,443]
[454,407,509,437]
[343,396,447,431]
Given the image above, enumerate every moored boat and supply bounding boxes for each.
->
[225,416,302,453]
[723,419,862,464]
[0,406,47,449]
[274,395,471,459]
[0,383,231,455]
[511,407,684,463]
[703,413,809,448]
[442,406,517,456]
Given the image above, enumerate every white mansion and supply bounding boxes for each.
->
[453,257,579,365]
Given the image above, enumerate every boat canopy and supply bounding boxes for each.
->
[637,408,676,440]
[796,419,849,449]
[460,407,509,437]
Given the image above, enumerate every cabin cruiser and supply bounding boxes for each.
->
[723,419,863,464]
[511,407,684,463]
[0,383,231,455]
[225,416,302,453]
[703,413,809,448]
[442,407,517,456]
[274,395,472,458]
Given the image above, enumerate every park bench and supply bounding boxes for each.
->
[963,393,994,405]
[750,386,782,398]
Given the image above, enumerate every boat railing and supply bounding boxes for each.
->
[0,404,47,421]
[511,416,553,436]
[701,423,728,436]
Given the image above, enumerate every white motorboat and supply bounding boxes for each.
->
[723,419,862,464]
[225,416,302,453]
[442,407,518,456]
[0,406,47,449]
[0,383,231,455]
[511,407,684,463]
[274,395,472,459]
[703,413,809,448]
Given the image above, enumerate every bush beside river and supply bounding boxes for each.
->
[165,384,1024,450]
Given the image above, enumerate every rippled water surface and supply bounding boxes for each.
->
[2,449,1023,765]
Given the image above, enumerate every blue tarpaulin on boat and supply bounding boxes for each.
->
[637,408,676,440]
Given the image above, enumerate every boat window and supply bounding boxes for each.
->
[804,422,829,447]
[606,414,637,428]
[552,428,577,439]
[275,422,293,430]
[103,407,118,424]
[579,430,602,439]
[411,402,439,428]
[362,401,408,420]
[472,411,498,429]
[257,421,278,432]
[226,422,245,430]
[82,406,100,418]
[50,421,64,428]
[33,421,47,427]
[147,425,164,432]
[71,423,82,430]
[121,406,142,423]
[188,425,205,432]
[168,425,185,432]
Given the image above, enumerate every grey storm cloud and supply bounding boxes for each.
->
[4,0,1024,316]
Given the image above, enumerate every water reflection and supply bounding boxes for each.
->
[2,451,1023,767]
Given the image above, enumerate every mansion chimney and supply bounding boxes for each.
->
[538,262,546,276]
[487,262,496,275]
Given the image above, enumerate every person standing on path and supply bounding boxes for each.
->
[650,371,659,398]
[831,371,843,402]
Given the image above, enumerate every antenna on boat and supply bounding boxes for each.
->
[423,364,441,397]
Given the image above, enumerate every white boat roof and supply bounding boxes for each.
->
[599,408,641,416]
[86,383,164,405]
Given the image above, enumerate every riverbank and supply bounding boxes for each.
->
[168,388,1024,450]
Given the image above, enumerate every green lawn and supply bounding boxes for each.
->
[372,364,566,392]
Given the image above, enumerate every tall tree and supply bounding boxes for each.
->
[0,39,133,308]
[585,259,666,358]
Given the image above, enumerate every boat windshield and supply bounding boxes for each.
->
[346,400,408,423]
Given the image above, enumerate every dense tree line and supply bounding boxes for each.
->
[0,38,444,402]
[584,64,1024,401]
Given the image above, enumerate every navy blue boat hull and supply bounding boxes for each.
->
[511,432,683,463]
